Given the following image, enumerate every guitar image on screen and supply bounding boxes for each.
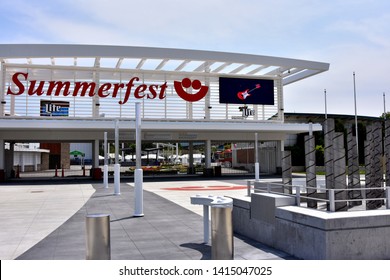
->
[237,84,261,100]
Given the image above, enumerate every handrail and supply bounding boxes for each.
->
[246,179,390,212]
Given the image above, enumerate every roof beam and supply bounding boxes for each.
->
[283,69,320,85]
[212,62,232,73]
[175,60,190,71]
[156,59,169,70]
[282,68,301,77]
[246,65,268,75]
[136,58,146,69]
[193,61,209,72]
[94,57,101,68]
[229,63,251,74]
[115,58,124,69]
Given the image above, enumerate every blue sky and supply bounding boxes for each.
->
[1,0,390,117]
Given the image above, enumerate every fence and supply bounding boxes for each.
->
[247,180,390,212]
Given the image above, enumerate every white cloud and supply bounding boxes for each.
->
[1,0,390,117]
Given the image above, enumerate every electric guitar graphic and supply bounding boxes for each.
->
[237,84,261,100]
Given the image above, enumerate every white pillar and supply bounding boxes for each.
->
[176,143,179,160]
[255,133,260,181]
[189,142,194,171]
[114,120,120,195]
[93,140,99,168]
[0,139,4,170]
[205,140,211,168]
[92,62,100,118]
[34,153,38,171]
[103,132,108,188]
[0,62,5,117]
[134,102,144,217]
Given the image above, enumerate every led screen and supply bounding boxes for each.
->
[219,77,274,105]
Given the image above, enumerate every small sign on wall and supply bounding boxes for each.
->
[40,100,69,116]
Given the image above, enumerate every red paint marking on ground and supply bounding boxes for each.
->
[161,185,247,191]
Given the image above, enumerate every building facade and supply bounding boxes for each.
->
[0,44,329,179]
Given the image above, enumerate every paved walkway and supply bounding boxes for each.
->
[0,177,297,260]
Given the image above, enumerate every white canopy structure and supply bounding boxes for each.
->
[0,44,329,177]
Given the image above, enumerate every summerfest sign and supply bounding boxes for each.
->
[7,72,209,104]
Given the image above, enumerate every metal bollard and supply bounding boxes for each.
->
[85,214,111,260]
[247,180,252,197]
[211,206,234,260]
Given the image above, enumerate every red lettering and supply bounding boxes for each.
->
[112,83,124,98]
[134,84,147,99]
[28,80,45,96]
[47,81,71,96]
[98,83,112,98]
[73,82,96,97]
[159,82,168,99]
[6,74,176,105]
[120,77,139,105]
[148,85,158,99]
[7,72,27,95]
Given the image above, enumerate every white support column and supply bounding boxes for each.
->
[92,59,100,118]
[134,102,144,217]
[204,64,211,120]
[189,142,194,171]
[277,77,284,122]
[103,132,108,188]
[0,62,5,116]
[10,85,15,116]
[205,140,212,168]
[114,119,120,195]
[33,153,38,171]
[19,153,24,172]
[93,139,100,168]
[0,139,4,170]
[255,133,260,181]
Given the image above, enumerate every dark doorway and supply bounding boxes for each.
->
[49,154,61,169]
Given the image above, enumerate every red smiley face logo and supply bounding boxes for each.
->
[174,78,209,102]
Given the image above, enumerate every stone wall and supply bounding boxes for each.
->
[233,193,390,259]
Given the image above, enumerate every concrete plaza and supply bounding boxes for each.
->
[0,177,297,260]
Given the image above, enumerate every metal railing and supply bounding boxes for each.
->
[247,180,390,212]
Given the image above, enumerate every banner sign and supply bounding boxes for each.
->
[219,77,274,105]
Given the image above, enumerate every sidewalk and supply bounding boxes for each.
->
[1,178,296,260]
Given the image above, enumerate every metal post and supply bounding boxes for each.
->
[85,214,111,260]
[114,120,120,195]
[103,132,108,188]
[296,185,301,206]
[255,133,260,181]
[134,102,144,217]
[324,89,327,119]
[329,189,335,212]
[203,205,210,243]
[386,187,390,209]
[211,206,233,260]
[247,180,252,196]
